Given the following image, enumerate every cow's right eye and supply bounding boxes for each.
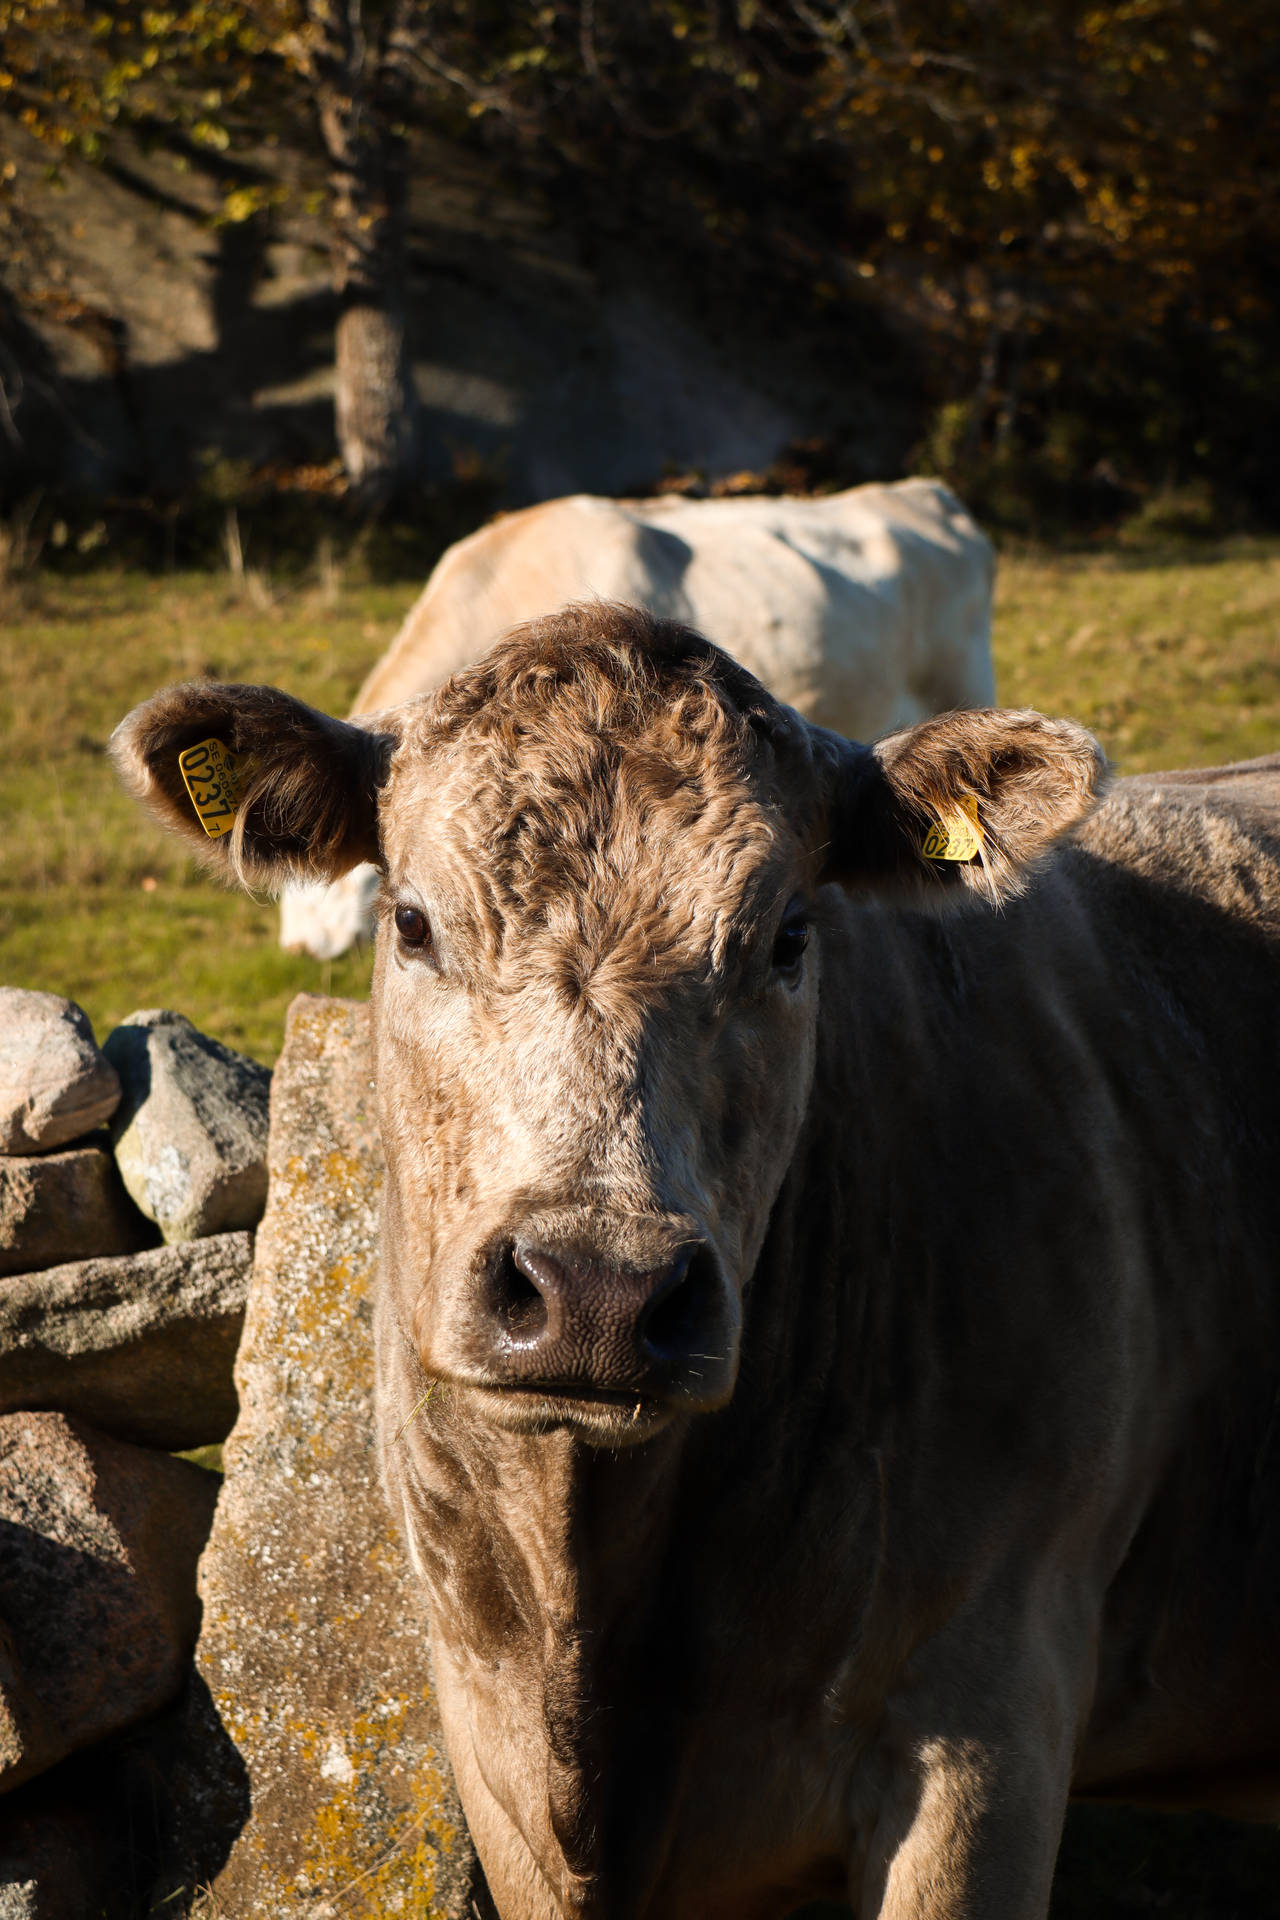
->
[394,903,432,951]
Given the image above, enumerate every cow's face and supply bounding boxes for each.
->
[113,604,1105,1446]
[369,624,827,1443]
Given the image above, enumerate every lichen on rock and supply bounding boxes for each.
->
[154,995,484,1918]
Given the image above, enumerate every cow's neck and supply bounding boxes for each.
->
[378,919,971,1912]
[383,1194,878,1912]
[385,1350,693,1874]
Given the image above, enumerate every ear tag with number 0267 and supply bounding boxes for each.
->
[922,793,984,864]
[177,738,246,839]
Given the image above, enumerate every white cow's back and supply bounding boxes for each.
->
[281,480,995,956]
[354,480,994,734]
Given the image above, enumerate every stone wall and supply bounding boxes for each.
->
[0,985,482,1916]
[151,995,483,1917]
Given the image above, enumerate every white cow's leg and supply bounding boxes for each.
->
[278,861,380,958]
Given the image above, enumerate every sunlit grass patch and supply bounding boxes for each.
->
[993,540,1280,774]
[0,884,375,1064]
[176,1444,225,1475]
[0,569,410,1061]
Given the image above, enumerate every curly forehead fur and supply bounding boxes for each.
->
[382,604,818,1015]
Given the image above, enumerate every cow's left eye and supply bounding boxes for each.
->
[395,903,432,951]
[772,912,809,971]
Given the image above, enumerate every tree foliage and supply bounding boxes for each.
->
[429,0,1278,518]
[0,0,274,166]
[1,0,1277,522]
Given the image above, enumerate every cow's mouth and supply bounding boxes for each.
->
[467,1378,679,1444]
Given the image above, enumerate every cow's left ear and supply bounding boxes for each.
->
[111,681,397,890]
[817,707,1109,907]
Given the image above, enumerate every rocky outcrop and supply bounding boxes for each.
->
[153,995,484,1917]
[104,1011,271,1244]
[1,123,897,511]
[0,991,120,1156]
[0,1233,252,1449]
[0,1413,218,1794]
[0,1146,155,1279]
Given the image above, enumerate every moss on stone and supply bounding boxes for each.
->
[155,995,481,1917]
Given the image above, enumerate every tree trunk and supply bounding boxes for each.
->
[313,3,419,508]
[335,284,414,503]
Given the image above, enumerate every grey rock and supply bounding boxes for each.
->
[0,1233,252,1449]
[0,1412,218,1793]
[0,1146,155,1279]
[104,1011,271,1244]
[153,995,484,1917]
[0,990,120,1157]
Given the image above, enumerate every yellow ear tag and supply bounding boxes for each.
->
[922,793,984,864]
[177,737,246,839]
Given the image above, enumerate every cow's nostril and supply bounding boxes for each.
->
[493,1245,550,1344]
[640,1248,717,1362]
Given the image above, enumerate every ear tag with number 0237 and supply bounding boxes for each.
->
[922,793,984,864]
[177,738,246,839]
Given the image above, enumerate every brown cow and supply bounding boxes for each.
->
[114,605,1280,1920]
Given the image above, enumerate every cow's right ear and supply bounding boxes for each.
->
[111,682,396,890]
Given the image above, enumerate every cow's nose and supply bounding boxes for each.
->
[482,1238,727,1397]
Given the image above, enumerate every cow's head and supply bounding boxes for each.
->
[114,605,1105,1445]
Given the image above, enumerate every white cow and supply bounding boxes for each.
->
[280,479,995,957]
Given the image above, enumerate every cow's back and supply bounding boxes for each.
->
[635,477,995,732]
[1124,751,1280,841]
[1079,752,1280,926]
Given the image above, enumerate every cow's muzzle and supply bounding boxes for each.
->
[468,1230,739,1424]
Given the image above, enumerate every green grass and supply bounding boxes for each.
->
[2,539,1278,1064]
[0,569,414,1060]
[994,538,1280,772]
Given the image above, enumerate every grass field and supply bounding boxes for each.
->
[2,538,1279,1062]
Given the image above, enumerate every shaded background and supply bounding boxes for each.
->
[1,0,1276,541]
